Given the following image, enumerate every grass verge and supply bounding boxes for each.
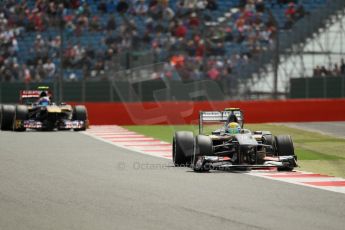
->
[124,124,345,177]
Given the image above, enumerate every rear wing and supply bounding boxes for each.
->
[199,108,244,134]
[19,90,52,104]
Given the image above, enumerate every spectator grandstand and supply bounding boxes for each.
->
[0,0,331,88]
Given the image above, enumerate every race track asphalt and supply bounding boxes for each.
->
[0,130,344,230]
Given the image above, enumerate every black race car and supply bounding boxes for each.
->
[172,108,297,172]
[0,87,88,131]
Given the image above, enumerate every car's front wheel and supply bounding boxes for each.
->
[72,105,88,131]
[1,105,15,131]
[172,131,194,166]
[13,105,28,132]
[275,135,297,171]
[192,135,213,172]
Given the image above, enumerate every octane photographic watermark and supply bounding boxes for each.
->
[112,76,225,126]
[117,161,126,170]
[116,161,188,171]
[133,162,171,170]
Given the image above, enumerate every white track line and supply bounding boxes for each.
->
[247,171,345,194]
[83,126,172,160]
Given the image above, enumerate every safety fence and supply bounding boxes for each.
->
[76,99,345,125]
[290,76,345,98]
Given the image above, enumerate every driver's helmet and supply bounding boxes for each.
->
[38,91,50,106]
[40,91,47,98]
[226,122,241,134]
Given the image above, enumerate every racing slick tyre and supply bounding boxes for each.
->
[0,105,2,129]
[275,135,297,171]
[13,105,28,132]
[262,134,276,155]
[192,135,213,172]
[72,105,88,131]
[1,105,15,131]
[173,131,194,166]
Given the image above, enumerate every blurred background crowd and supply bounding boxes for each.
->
[0,0,311,83]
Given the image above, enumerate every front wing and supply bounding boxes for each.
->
[16,120,86,130]
[194,155,297,171]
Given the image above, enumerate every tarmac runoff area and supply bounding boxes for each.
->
[0,124,345,230]
[276,122,345,138]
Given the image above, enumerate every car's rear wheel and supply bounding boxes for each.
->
[275,135,294,156]
[13,105,28,131]
[0,105,2,129]
[275,135,297,171]
[192,135,213,172]
[72,105,88,131]
[262,134,276,155]
[263,134,274,145]
[172,131,194,166]
[1,105,15,131]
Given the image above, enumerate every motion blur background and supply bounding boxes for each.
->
[1,0,345,103]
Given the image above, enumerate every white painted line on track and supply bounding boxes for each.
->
[83,126,172,160]
[246,171,345,194]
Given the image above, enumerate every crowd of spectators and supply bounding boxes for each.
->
[313,59,345,77]
[283,1,308,29]
[0,0,311,83]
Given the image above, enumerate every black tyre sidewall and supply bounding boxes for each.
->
[0,105,2,129]
[263,134,275,146]
[13,105,28,131]
[1,105,15,131]
[73,105,88,120]
[192,135,213,172]
[275,135,296,171]
[73,105,88,131]
[173,131,194,166]
[263,134,276,154]
[275,135,295,156]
